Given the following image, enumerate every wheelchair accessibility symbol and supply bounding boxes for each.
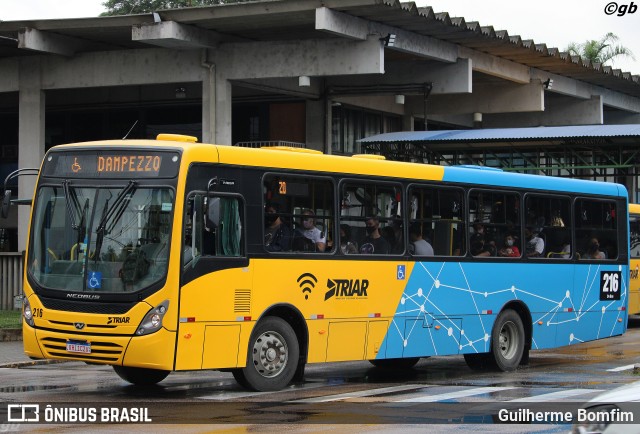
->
[88,271,102,289]
[397,265,405,280]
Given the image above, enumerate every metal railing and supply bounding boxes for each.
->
[0,253,23,310]
[234,140,306,148]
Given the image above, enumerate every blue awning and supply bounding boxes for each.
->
[358,124,640,143]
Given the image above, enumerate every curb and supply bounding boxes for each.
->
[0,359,67,369]
[0,328,22,342]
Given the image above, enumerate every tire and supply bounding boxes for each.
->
[113,365,170,385]
[233,316,299,391]
[490,309,525,371]
[369,357,420,370]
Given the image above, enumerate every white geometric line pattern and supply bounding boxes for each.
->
[380,262,628,359]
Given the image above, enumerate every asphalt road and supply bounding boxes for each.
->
[2,319,640,433]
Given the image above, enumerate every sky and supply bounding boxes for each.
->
[1,0,639,74]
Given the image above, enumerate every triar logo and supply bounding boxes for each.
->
[324,279,369,300]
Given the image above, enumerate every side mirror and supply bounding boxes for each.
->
[1,190,11,219]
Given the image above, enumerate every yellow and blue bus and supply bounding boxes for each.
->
[14,134,629,391]
[629,204,640,315]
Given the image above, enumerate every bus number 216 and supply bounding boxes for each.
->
[600,271,621,301]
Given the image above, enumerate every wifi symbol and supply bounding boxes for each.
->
[297,273,317,300]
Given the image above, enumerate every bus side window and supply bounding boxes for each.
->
[575,199,617,260]
[263,174,334,253]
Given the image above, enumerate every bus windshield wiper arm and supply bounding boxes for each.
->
[93,197,109,263]
[62,180,79,229]
[95,181,137,235]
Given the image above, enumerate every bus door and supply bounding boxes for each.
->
[177,192,249,371]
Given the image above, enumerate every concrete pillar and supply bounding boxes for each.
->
[18,58,45,252]
[201,59,216,144]
[215,74,232,146]
[305,99,325,152]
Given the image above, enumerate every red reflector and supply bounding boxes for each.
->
[568,308,573,312]
[487,310,492,315]
[374,313,381,318]
[187,317,195,323]
[244,316,252,321]
[622,307,626,311]
[317,314,324,319]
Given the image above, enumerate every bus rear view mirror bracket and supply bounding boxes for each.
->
[1,168,39,219]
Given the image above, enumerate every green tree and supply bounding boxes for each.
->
[566,32,635,66]
[101,0,246,16]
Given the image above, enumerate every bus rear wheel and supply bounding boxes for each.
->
[113,365,170,385]
[369,357,421,370]
[490,309,525,371]
[233,316,299,391]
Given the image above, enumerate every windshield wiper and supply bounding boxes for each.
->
[93,181,137,260]
[93,196,109,263]
[62,180,81,229]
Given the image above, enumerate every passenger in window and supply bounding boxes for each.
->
[359,216,390,254]
[471,238,492,257]
[471,223,495,257]
[264,203,291,252]
[339,224,358,254]
[498,234,520,258]
[473,222,486,237]
[409,223,434,256]
[584,237,606,260]
[300,209,326,252]
[525,227,545,257]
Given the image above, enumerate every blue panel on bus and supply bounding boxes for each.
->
[379,261,628,360]
[442,166,624,197]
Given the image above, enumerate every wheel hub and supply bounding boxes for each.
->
[252,331,288,378]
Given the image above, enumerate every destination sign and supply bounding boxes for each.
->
[43,151,180,178]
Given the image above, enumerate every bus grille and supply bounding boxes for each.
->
[234,289,251,313]
[40,337,124,363]
[39,296,135,315]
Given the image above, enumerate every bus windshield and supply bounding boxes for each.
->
[28,184,174,294]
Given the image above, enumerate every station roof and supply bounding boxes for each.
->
[359,124,640,144]
[0,0,639,98]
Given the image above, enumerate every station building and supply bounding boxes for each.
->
[1,0,640,252]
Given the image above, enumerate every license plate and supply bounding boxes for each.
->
[66,341,91,354]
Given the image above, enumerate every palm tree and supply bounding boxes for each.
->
[566,32,635,66]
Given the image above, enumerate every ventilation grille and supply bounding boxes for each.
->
[39,296,135,314]
[234,289,251,313]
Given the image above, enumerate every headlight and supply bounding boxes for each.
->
[23,296,34,327]
[136,300,169,336]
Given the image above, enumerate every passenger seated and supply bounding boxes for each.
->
[583,237,606,260]
[339,224,357,254]
[525,226,545,257]
[295,209,326,252]
[498,234,520,257]
[470,223,495,257]
[264,203,291,252]
[409,222,434,256]
[359,216,390,254]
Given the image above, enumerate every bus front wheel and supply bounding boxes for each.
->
[490,309,525,371]
[233,316,299,391]
[113,365,170,385]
